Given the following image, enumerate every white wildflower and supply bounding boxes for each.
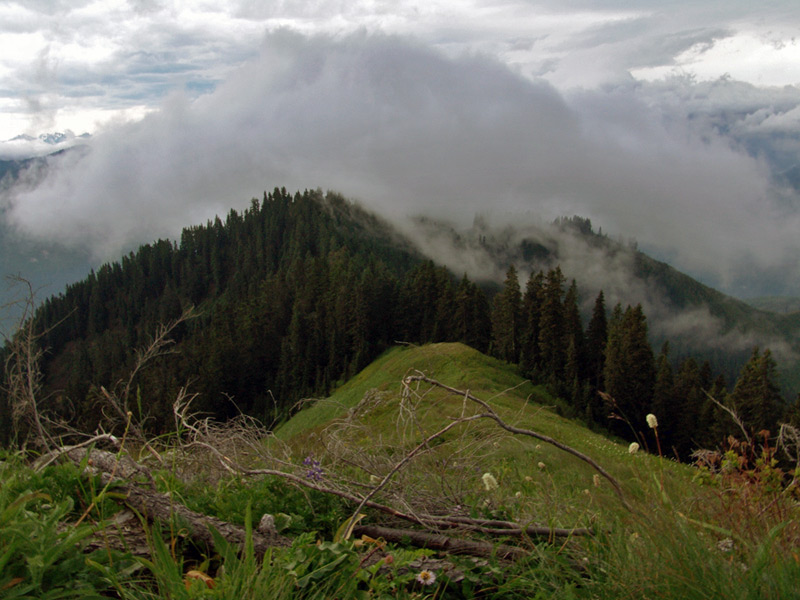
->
[717,538,734,553]
[481,472,498,491]
[628,442,640,454]
[646,414,658,429]
[416,570,436,586]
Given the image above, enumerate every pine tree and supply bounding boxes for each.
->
[563,280,585,380]
[491,265,522,363]
[585,291,607,391]
[603,304,655,438]
[730,348,784,435]
[519,270,544,377]
[537,267,566,382]
[453,274,491,352]
[672,357,705,459]
[651,342,676,450]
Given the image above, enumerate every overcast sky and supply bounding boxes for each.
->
[2,0,800,298]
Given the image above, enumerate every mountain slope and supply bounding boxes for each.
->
[276,342,695,527]
[404,214,800,390]
[1,187,796,450]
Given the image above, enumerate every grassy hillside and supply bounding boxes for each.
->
[277,343,691,518]
[273,342,799,598]
[276,343,545,440]
[2,342,798,598]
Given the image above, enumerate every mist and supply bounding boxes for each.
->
[2,30,800,297]
[403,213,798,376]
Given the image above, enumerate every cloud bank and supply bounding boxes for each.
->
[2,30,800,297]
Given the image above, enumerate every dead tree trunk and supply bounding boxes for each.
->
[61,448,290,555]
[353,524,527,560]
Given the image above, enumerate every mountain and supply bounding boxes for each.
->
[0,131,91,164]
[0,187,796,451]
[6,131,91,146]
[404,213,800,391]
[745,296,800,315]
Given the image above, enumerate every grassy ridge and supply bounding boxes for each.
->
[2,342,797,598]
[277,342,694,526]
[275,342,800,598]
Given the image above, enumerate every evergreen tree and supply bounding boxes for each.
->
[537,267,566,382]
[519,271,544,377]
[672,357,705,459]
[585,291,607,391]
[650,342,676,450]
[563,281,585,379]
[603,304,655,438]
[453,274,491,353]
[730,348,784,435]
[491,265,522,363]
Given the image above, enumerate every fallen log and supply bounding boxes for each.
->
[59,447,291,555]
[352,524,528,561]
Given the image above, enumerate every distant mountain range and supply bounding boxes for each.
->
[0,131,91,162]
[744,296,800,315]
[5,131,91,146]
[402,213,800,393]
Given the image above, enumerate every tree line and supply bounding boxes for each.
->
[0,188,794,457]
[488,264,794,459]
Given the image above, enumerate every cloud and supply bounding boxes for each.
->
[2,30,800,297]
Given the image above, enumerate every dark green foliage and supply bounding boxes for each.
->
[603,304,655,439]
[2,189,505,438]
[730,348,784,435]
[453,274,492,353]
[1,186,791,459]
[6,190,425,432]
[519,270,544,378]
[491,265,522,363]
[536,267,567,384]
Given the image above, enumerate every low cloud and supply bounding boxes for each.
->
[2,30,800,296]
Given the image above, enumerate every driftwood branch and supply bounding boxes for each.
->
[174,397,594,543]
[704,391,752,445]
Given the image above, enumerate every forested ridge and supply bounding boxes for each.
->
[1,187,795,457]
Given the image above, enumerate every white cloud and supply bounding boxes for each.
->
[3,30,799,297]
[632,32,800,86]
[2,2,800,298]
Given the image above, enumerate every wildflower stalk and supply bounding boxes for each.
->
[647,413,665,492]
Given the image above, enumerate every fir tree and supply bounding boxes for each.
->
[730,348,784,435]
[519,270,544,377]
[491,265,522,363]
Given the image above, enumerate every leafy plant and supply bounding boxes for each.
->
[0,457,128,599]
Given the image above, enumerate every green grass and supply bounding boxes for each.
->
[277,342,691,522]
[3,342,798,599]
[274,342,800,599]
[275,342,548,440]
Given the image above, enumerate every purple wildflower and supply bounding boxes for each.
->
[303,455,324,481]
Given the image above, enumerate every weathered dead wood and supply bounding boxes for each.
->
[63,448,290,555]
[353,524,527,560]
[430,515,595,539]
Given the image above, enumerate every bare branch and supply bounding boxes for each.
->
[403,373,633,512]
[704,391,752,445]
